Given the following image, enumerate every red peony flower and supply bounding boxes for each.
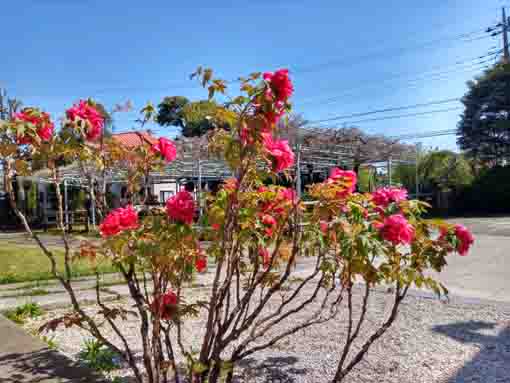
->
[66,100,104,141]
[166,191,195,224]
[14,109,54,144]
[99,205,139,238]
[195,256,207,273]
[263,136,295,172]
[151,137,177,162]
[263,69,294,103]
[261,214,277,237]
[379,214,415,245]
[99,212,121,237]
[326,168,357,197]
[117,205,139,230]
[454,224,474,256]
[372,187,408,207]
[152,290,178,320]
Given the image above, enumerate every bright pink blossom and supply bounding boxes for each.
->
[152,290,178,320]
[263,136,295,172]
[66,100,104,141]
[263,69,294,103]
[152,137,177,162]
[454,224,474,256]
[14,110,54,144]
[195,256,207,273]
[379,214,415,245]
[372,187,408,207]
[326,168,357,196]
[261,214,277,237]
[99,205,139,238]
[166,191,195,224]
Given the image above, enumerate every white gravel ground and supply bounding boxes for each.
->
[23,285,510,383]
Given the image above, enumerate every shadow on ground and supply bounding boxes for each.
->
[235,355,307,383]
[0,347,106,382]
[432,320,510,382]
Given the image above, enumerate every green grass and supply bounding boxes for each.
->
[5,302,44,324]
[0,245,118,285]
[33,225,101,239]
[78,339,121,372]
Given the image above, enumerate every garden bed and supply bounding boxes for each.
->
[22,284,510,382]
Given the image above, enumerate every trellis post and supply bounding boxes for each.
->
[296,144,302,198]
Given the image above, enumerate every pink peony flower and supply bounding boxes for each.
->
[454,224,474,256]
[99,205,139,238]
[99,212,121,237]
[117,205,139,230]
[152,137,177,162]
[261,213,277,237]
[263,136,295,172]
[152,290,178,320]
[326,168,357,196]
[14,110,54,144]
[66,100,104,141]
[379,214,415,245]
[166,191,195,224]
[195,256,207,273]
[372,187,408,207]
[263,69,294,103]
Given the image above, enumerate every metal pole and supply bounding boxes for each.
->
[503,7,509,64]
[296,144,302,198]
[387,157,392,186]
[198,156,203,217]
[91,179,96,227]
[415,142,421,199]
[64,179,69,229]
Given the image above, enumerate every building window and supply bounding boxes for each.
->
[160,190,174,203]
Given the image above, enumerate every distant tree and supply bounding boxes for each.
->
[0,89,22,121]
[458,63,510,162]
[393,150,474,193]
[156,96,227,137]
[302,125,416,174]
[94,102,113,137]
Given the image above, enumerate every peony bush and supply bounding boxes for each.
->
[0,68,473,383]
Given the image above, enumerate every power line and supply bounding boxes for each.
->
[297,55,495,107]
[308,98,460,124]
[288,27,492,76]
[392,129,457,140]
[312,107,463,127]
[9,25,498,100]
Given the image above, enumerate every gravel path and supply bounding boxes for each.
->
[24,285,510,383]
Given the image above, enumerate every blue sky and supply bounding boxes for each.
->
[2,0,508,150]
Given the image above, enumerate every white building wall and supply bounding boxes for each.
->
[152,182,177,203]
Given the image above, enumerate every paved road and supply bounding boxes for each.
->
[431,217,510,302]
[0,314,105,382]
[1,217,509,304]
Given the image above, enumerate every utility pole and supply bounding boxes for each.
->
[503,7,509,64]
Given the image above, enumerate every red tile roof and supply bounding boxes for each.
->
[112,131,158,149]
